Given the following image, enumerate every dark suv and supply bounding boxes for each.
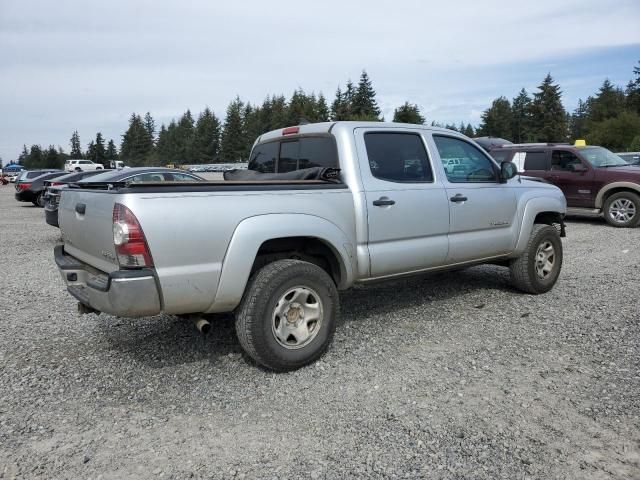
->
[487,143,640,228]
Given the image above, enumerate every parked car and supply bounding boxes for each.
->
[43,170,113,227]
[45,168,202,227]
[64,159,105,172]
[616,152,640,165]
[75,167,205,186]
[15,171,67,206]
[486,142,640,227]
[54,122,566,371]
[14,170,63,198]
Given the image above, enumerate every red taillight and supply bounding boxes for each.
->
[112,203,153,268]
[51,182,63,186]
[17,183,32,191]
[282,126,299,135]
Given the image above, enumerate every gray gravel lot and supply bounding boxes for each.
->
[0,186,638,479]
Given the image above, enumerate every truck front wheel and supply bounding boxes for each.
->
[235,259,339,371]
[509,224,563,294]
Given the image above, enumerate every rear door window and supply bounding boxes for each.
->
[364,132,433,182]
[522,151,548,171]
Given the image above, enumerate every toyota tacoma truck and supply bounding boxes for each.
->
[54,122,567,371]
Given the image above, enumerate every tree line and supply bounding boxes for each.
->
[477,61,640,151]
[15,62,640,169]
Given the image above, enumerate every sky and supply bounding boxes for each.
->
[1,0,639,164]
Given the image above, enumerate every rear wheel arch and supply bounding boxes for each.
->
[251,236,343,287]
[209,214,354,313]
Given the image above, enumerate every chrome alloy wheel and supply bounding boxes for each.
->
[535,241,556,279]
[608,198,636,224]
[272,286,324,349]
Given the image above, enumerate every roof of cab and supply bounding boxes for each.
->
[255,121,460,144]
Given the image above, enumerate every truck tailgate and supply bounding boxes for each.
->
[58,189,120,273]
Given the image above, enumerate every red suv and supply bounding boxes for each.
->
[488,143,640,228]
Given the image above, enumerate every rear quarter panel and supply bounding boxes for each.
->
[124,188,356,314]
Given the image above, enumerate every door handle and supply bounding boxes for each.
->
[75,203,86,214]
[373,197,395,207]
[449,194,468,203]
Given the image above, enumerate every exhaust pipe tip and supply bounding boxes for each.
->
[194,318,211,335]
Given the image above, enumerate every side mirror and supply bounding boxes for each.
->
[500,161,518,182]
[569,163,587,173]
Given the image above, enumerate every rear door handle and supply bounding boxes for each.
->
[75,203,86,214]
[373,197,395,207]
[449,194,468,203]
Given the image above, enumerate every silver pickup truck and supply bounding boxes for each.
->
[55,121,566,371]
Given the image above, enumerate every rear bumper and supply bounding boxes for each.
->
[15,190,35,202]
[54,245,161,317]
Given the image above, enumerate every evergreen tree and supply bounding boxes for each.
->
[242,104,263,158]
[463,124,475,137]
[288,89,315,125]
[352,71,382,120]
[626,61,640,114]
[316,93,330,122]
[43,145,62,169]
[331,87,345,120]
[530,74,568,142]
[478,96,513,139]
[120,113,154,166]
[392,102,425,124]
[70,131,83,158]
[23,145,44,169]
[18,145,29,164]
[511,88,532,143]
[144,112,156,143]
[569,99,588,140]
[191,107,221,163]
[219,97,246,162]
[86,140,96,161]
[174,110,195,163]
[93,132,106,165]
[106,139,118,160]
[587,79,627,124]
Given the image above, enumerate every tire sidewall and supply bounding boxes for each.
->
[604,192,640,228]
[245,262,338,369]
[526,226,563,293]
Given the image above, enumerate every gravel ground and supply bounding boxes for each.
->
[0,185,638,479]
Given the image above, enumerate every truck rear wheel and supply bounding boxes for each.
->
[603,191,640,228]
[509,224,562,294]
[235,259,339,371]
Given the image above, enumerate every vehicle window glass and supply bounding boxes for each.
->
[128,173,163,182]
[80,160,90,164]
[580,147,628,167]
[433,136,497,183]
[364,132,433,182]
[278,141,299,173]
[168,173,199,181]
[248,141,278,173]
[298,137,338,169]
[523,151,548,170]
[551,151,582,171]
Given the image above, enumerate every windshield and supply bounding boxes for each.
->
[581,147,628,167]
